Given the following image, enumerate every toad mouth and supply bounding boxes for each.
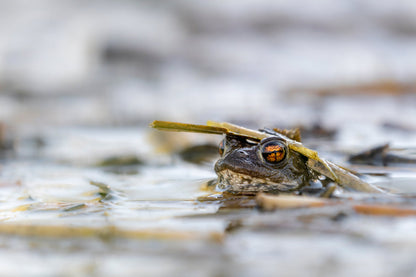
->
[216,169,299,193]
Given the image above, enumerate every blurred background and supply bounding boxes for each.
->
[1,0,415,133]
[1,1,416,276]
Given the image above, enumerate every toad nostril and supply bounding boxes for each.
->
[235,149,248,157]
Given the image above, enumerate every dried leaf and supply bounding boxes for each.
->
[257,193,329,210]
[353,204,416,216]
[273,128,302,142]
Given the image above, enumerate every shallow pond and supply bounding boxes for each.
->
[1,117,416,276]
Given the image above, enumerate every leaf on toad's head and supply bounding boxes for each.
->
[273,128,302,142]
[150,121,227,135]
[150,120,269,142]
[207,121,267,141]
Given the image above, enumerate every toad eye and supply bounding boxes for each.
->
[218,139,225,155]
[260,140,286,164]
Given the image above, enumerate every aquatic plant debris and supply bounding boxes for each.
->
[257,193,416,217]
[150,120,381,193]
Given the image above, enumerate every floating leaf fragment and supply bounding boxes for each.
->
[257,193,329,210]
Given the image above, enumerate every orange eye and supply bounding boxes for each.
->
[219,139,225,155]
[261,140,286,164]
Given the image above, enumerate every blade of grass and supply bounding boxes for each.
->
[207,121,266,141]
[150,121,227,135]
